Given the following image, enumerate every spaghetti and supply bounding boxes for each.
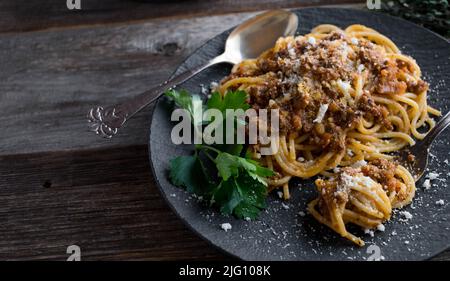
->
[217,24,441,245]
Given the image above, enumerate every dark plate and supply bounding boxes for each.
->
[149,8,450,261]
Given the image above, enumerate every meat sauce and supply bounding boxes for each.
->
[222,31,428,153]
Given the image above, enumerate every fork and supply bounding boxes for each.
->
[397,111,450,181]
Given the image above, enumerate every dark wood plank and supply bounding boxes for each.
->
[0,145,230,260]
[1,0,362,34]
[0,11,261,156]
[432,251,450,261]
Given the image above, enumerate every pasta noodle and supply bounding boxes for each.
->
[217,24,440,246]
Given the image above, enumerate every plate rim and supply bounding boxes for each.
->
[148,7,450,261]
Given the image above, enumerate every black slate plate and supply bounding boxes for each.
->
[149,8,450,261]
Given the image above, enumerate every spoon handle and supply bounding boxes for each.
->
[87,54,227,138]
[422,110,450,148]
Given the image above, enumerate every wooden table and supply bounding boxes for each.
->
[0,0,448,261]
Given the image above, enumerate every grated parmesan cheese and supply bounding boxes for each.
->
[351,160,367,169]
[341,172,377,190]
[400,211,413,221]
[337,79,351,93]
[436,199,445,206]
[426,172,440,180]
[313,103,329,123]
[336,79,353,105]
[422,179,431,189]
[364,229,375,237]
[200,84,209,95]
[287,43,296,59]
[220,223,232,232]
[277,191,283,199]
[357,64,365,73]
[307,36,316,45]
[339,42,350,59]
[210,81,219,90]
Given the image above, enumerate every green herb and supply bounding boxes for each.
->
[206,90,249,156]
[207,90,250,114]
[169,155,212,194]
[169,145,273,219]
[165,89,274,219]
[381,0,450,37]
[165,89,204,125]
[214,148,273,185]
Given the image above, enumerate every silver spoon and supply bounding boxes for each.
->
[88,10,298,138]
[397,111,450,181]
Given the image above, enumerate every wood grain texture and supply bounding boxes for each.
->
[0,145,229,260]
[0,11,261,155]
[2,0,363,33]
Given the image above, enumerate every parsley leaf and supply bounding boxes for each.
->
[215,152,241,181]
[207,90,250,114]
[206,90,250,155]
[212,173,267,219]
[169,155,212,195]
[245,158,274,186]
[212,179,242,215]
[166,89,274,220]
[210,149,273,218]
[215,151,273,186]
[214,143,244,156]
[234,173,267,219]
[165,89,204,125]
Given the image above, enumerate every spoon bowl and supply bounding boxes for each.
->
[88,10,298,138]
[223,10,299,63]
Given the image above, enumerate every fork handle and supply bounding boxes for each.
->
[422,111,450,147]
[87,53,228,138]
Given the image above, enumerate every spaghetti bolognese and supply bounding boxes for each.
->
[217,24,441,245]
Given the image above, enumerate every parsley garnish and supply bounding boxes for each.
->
[207,90,250,114]
[165,89,205,126]
[165,89,274,219]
